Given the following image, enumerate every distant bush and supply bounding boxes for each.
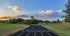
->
[0,21,6,23]
[23,19,39,24]
[8,18,24,24]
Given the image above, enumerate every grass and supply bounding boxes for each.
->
[0,23,23,29]
[0,23,29,36]
[42,24,70,36]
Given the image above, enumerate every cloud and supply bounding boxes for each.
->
[40,10,45,16]
[35,9,63,19]
[45,10,53,15]
[56,9,63,13]
[8,6,12,8]
[16,14,23,17]
[8,6,20,12]
[15,14,30,18]
[39,9,53,16]
[39,9,62,16]
[12,6,20,12]
[35,12,63,21]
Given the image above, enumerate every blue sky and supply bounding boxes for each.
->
[0,0,68,21]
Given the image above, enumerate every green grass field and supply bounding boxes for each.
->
[0,23,28,36]
[42,24,70,36]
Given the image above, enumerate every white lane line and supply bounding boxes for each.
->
[47,31,51,36]
[17,32,24,36]
[39,27,43,36]
[41,32,43,36]
[34,31,36,36]
[34,27,37,36]
[26,32,30,36]
[35,27,37,31]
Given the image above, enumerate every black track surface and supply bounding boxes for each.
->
[8,25,59,36]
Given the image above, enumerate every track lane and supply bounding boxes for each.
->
[8,25,59,36]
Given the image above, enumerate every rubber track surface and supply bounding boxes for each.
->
[8,25,59,36]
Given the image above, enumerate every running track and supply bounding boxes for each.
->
[8,25,59,36]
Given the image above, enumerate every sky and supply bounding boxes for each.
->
[0,0,68,21]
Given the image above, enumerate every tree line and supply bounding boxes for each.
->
[0,16,61,24]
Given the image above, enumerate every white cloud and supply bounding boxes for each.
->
[40,10,45,16]
[12,6,20,12]
[8,6,12,8]
[45,10,53,15]
[56,9,63,13]
[39,9,62,16]
[8,6,20,12]
[39,9,53,16]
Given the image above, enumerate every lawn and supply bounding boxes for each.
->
[0,23,28,36]
[42,24,70,36]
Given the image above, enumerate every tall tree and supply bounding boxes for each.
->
[63,0,70,22]
[31,16,34,19]
[57,19,60,23]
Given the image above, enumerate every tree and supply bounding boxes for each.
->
[52,21,57,23]
[31,19,39,24]
[8,18,24,24]
[63,2,70,22]
[31,16,34,19]
[23,19,39,24]
[16,18,24,24]
[57,19,60,23]
[24,20,32,24]
[8,18,17,23]
[46,20,50,23]
[30,16,39,24]
[38,20,43,23]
